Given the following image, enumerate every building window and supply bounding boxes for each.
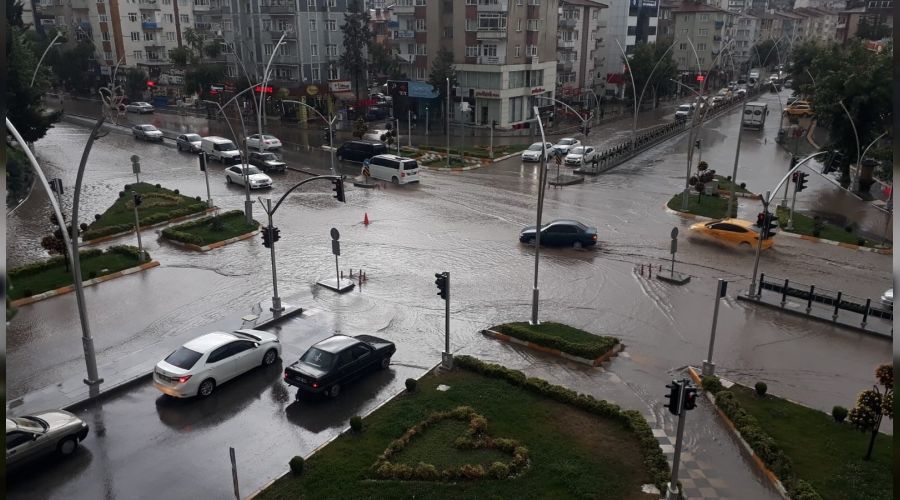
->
[482,44,497,56]
[416,19,425,31]
[526,19,541,31]
[264,43,273,55]
[697,28,708,36]
[310,44,318,56]
[326,19,336,31]
[128,12,137,22]
[416,44,426,55]
[309,19,316,31]
[517,19,522,31]
[328,0,336,6]
[466,45,478,57]
[263,19,272,30]
[104,50,112,60]
[133,50,143,59]
[100,32,110,42]
[443,27,453,38]
[166,31,175,41]
[312,67,320,80]
[163,13,173,23]
[697,43,706,50]
[699,14,709,21]
[131,31,140,41]
[416,66,426,79]
[144,32,155,41]
[515,44,520,57]
[526,44,537,56]
[181,14,189,23]
[307,0,315,5]
[326,44,337,56]
[478,13,506,30]
[328,66,338,79]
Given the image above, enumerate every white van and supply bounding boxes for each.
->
[201,136,241,164]
[368,154,420,184]
[742,102,768,130]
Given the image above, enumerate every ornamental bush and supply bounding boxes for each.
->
[289,456,304,475]
[405,378,417,392]
[831,405,848,423]
[755,381,768,397]
[701,376,724,394]
[349,416,363,433]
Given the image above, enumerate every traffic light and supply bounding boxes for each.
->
[790,155,799,168]
[261,226,272,248]
[323,128,331,143]
[683,386,698,411]
[434,272,448,300]
[133,192,143,206]
[791,171,799,184]
[762,211,778,239]
[665,380,683,416]
[796,172,809,192]
[756,211,765,227]
[199,152,207,172]
[332,176,345,202]
[271,226,281,243]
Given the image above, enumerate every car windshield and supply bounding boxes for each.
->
[300,347,335,370]
[142,125,157,131]
[263,135,277,140]
[135,102,149,106]
[678,105,691,111]
[185,134,201,141]
[239,166,262,174]
[164,347,203,370]
[11,416,47,432]
[215,142,237,150]
[527,143,544,151]
[258,153,277,161]
[570,147,586,155]
[558,139,576,145]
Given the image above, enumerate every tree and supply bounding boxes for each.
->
[169,46,192,67]
[352,118,368,139]
[428,47,457,128]
[339,0,372,101]
[183,63,225,98]
[41,214,72,271]
[368,42,404,82]
[47,41,95,93]
[785,40,820,98]
[848,364,892,460]
[204,41,222,59]
[124,67,147,100]
[749,40,779,69]
[623,42,678,108]
[183,28,205,61]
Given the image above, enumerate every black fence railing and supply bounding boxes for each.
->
[758,273,892,322]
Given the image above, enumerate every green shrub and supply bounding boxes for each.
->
[82,223,134,240]
[174,189,180,194]
[79,222,88,231]
[10,249,103,278]
[22,289,34,297]
[857,238,866,246]
[155,183,161,188]
[107,245,148,261]
[488,461,510,479]
[405,378,417,392]
[493,323,619,359]
[788,479,823,500]
[118,191,125,198]
[88,270,97,279]
[702,376,724,394]
[289,456,304,475]
[349,416,363,433]
[94,214,101,220]
[755,381,768,397]
[831,405,848,423]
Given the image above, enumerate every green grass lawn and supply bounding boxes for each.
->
[259,369,656,500]
[774,206,884,248]
[8,248,148,300]
[713,175,751,194]
[667,192,736,219]
[421,156,469,167]
[84,182,207,238]
[492,322,619,360]
[728,385,892,500]
[162,210,258,246]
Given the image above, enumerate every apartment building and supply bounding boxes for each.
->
[557,0,608,104]
[388,0,559,130]
[596,0,659,98]
[671,3,735,86]
[836,0,893,41]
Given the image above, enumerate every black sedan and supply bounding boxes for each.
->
[247,151,286,173]
[519,219,598,248]
[283,335,396,398]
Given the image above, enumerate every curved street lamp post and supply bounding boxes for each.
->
[30,32,63,88]
[529,106,552,325]
[281,99,338,176]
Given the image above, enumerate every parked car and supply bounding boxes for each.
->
[283,334,396,398]
[735,88,748,97]
[370,92,393,104]
[521,142,555,162]
[153,329,281,398]
[338,139,388,163]
[247,151,286,173]
[783,101,815,118]
[711,96,725,105]
[552,138,581,155]
[363,128,391,142]
[881,288,893,309]
[176,133,202,153]
[7,410,90,466]
[364,107,389,121]
[224,165,272,189]
[245,134,282,150]
[675,104,694,120]
[125,101,154,114]
[564,146,598,166]
[519,219,598,248]
[132,124,164,142]
[689,218,773,249]
[367,154,419,184]
[201,136,242,163]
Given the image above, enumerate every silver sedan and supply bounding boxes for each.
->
[7,410,90,466]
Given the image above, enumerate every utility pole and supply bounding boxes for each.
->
[702,279,728,377]
[262,197,283,313]
[726,102,747,217]
[199,152,213,208]
[446,78,450,168]
[131,154,141,184]
[425,105,429,136]
[489,120,495,160]
[131,191,144,260]
[408,109,412,147]
[748,191,771,296]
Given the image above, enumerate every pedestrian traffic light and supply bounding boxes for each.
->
[797,172,809,192]
[435,272,448,300]
[683,386,698,411]
[323,128,331,143]
[665,380,683,415]
[199,152,207,172]
[332,177,345,203]
[261,226,272,248]
[762,211,778,239]
[791,171,799,184]
[132,192,143,206]
[272,226,281,243]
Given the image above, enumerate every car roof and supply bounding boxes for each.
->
[373,154,415,162]
[182,332,238,353]
[203,136,232,143]
[713,218,754,228]
[548,219,585,226]
[312,335,359,353]
[557,137,577,142]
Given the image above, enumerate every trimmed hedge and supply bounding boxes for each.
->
[9,249,103,278]
[454,355,669,491]
[161,210,252,246]
[82,203,208,241]
[493,322,619,360]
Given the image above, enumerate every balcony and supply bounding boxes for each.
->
[270,54,299,65]
[393,4,414,14]
[714,20,724,29]
[476,29,506,39]
[260,4,295,14]
[142,21,162,30]
[558,39,576,49]
[476,0,508,11]
[139,0,160,10]
[394,30,415,39]
[477,55,506,65]
[559,18,577,29]
[269,30,297,40]
[529,55,539,65]
[558,60,574,71]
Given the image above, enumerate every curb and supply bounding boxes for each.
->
[481,329,624,367]
[663,204,716,221]
[162,227,260,252]
[82,207,218,245]
[716,189,761,200]
[10,260,161,307]
[774,228,892,255]
[686,367,790,500]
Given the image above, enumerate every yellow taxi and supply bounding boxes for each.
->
[689,218,774,250]
[783,100,815,118]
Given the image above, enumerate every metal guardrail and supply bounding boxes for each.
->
[758,273,892,322]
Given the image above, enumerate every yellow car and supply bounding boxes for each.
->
[690,218,774,250]
[783,101,815,118]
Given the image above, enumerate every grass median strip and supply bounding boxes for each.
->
[83,182,208,240]
[8,245,150,301]
[774,206,885,248]
[259,357,665,499]
[490,322,619,361]
[161,210,259,247]
[667,192,736,219]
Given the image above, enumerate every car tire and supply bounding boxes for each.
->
[226,176,233,184]
[336,153,343,162]
[380,356,391,370]
[740,241,752,249]
[328,383,341,398]
[262,348,278,366]
[198,378,216,397]
[573,241,583,249]
[57,436,78,456]
[391,177,399,185]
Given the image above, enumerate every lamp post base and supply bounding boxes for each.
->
[270,296,284,313]
[701,360,716,377]
[665,482,680,500]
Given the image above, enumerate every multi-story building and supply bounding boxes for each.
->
[732,12,759,69]
[657,0,677,44]
[556,0,608,103]
[671,3,736,87]
[597,0,659,97]
[836,0,893,42]
[387,0,560,130]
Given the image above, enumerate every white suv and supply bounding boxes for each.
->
[368,154,420,185]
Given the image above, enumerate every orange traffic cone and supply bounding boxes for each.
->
[364,213,369,226]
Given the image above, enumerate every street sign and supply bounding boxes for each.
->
[330,227,340,240]
[331,227,340,256]
[131,155,141,174]
[670,227,679,239]
[670,226,678,254]
[363,166,370,177]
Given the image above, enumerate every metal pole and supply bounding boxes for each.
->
[444,272,450,355]
[425,105,429,136]
[446,78,450,168]
[396,117,400,154]
[335,253,340,291]
[329,116,336,176]
[748,191,770,296]
[702,279,725,377]
[489,122,494,160]
[726,102,747,217]
[666,383,688,500]
[202,153,213,207]
[30,32,62,88]
[531,107,549,325]
[787,177,798,230]
[131,191,144,259]
[408,109,412,147]
[265,198,283,313]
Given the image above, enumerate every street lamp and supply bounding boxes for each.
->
[30,32,63,88]
[256,175,346,312]
[615,38,678,151]
[202,93,255,223]
[257,32,288,154]
[281,99,337,176]
[529,105,552,325]
[534,95,589,137]
[670,79,711,212]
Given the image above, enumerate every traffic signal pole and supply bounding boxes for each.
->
[666,385,688,500]
[748,192,770,297]
[131,191,144,260]
[264,197,283,313]
[787,177,799,230]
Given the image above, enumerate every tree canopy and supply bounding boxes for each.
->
[428,47,457,109]
[622,42,678,105]
[339,0,373,101]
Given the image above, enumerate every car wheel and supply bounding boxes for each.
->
[226,176,233,184]
[328,383,341,398]
[57,436,78,456]
[573,241,583,249]
[262,348,278,366]
[198,378,216,397]
[336,153,343,161]
[391,177,399,185]
[740,241,752,249]
[177,143,182,151]
[380,356,391,370]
